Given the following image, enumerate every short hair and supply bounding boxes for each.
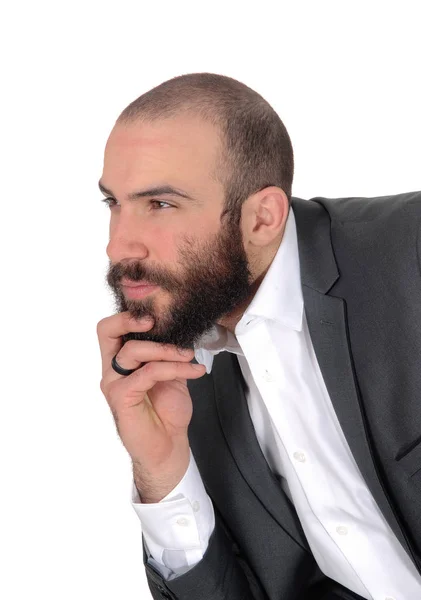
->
[117,73,294,227]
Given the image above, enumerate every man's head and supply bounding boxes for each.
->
[101,73,294,348]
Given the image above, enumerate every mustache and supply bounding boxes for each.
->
[106,261,180,291]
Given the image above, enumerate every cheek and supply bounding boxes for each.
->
[149,225,180,263]
[178,212,221,247]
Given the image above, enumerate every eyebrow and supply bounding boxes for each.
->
[98,180,197,202]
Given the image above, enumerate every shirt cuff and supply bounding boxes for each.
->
[131,449,215,570]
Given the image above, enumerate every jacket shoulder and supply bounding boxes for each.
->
[300,190,421,223]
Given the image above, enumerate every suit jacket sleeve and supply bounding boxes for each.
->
[142,513,267,600]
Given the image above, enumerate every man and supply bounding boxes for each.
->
[96,72,421,600]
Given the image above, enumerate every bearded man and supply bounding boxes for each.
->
[97,72,421,600]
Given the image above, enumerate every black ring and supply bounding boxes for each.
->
[111,353,137,376]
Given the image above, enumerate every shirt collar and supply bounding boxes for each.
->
[194,207,304,373]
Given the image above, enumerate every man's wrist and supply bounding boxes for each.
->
[133,453,190,503]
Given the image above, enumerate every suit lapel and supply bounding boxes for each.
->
[292,197,411,556]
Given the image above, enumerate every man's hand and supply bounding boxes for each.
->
[97,311,206,502]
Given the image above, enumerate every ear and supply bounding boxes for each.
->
[241,186,289,248]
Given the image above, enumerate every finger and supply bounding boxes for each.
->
[97,311,154,374]
[113,340,195,374]
[115,361,206,404]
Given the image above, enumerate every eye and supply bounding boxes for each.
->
[100,197,174,210]
[101,197,118,208]
[149,200,173,210]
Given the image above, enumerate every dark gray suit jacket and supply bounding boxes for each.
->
[143,191,421,600]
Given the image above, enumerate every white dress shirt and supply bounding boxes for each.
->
[131,208,421,599]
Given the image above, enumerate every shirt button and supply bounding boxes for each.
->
[293,451,306,463]
[336,526,348,536]
[385,597,396,600]
[176,517,189,527]
[192,501,200,512]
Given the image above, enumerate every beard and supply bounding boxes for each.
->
[105,219,254,349]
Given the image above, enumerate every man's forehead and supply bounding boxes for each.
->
[104,117,221,183]
[102,118,223,201]
[106,124,174,153]
[104,127,192,183]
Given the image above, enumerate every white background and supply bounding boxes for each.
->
[0,1,420,598]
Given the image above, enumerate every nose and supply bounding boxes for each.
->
[106,213,149,264]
